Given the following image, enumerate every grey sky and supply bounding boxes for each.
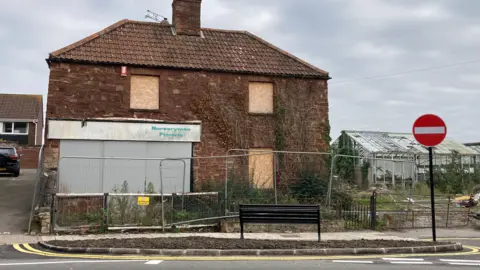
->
[0,0,478,142]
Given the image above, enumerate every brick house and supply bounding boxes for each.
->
[0,94,43,168]
[44,0,330,194]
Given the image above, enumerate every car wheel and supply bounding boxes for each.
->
[13,171,20,177]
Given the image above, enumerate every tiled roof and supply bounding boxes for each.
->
[48,20,329,78]
[0,94,43,120]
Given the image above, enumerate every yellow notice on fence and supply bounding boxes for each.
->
[137,196,150,206]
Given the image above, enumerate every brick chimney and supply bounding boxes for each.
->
[172,0,202,36]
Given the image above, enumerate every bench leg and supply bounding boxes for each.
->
[317,223,321,242]
[240,220,244,240]
[318,207,321,242]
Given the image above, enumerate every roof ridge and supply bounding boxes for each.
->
[125,21,248,34]
[0,93,43,97]
[50,19,130,57]
[343,130,410,135]
[201,27,248,34]
[243,31,329,76]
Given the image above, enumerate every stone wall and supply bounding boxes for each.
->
[44,62,329,188]
[220,220,345,233]
[378,210,471,230]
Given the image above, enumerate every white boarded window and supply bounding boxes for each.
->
[249,82,273,113]
[130,75,160,110]
[248,148,274,188]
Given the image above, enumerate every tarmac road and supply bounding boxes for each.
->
[3,230,480,269]
[2,258,480,269]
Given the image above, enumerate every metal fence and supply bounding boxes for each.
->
[46,150,476,233]
[52,192,222,232]
[372,195,472,230]
[27,145,45,233]
[223,150,331,215]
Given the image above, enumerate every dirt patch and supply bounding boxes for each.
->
[47,237,445,250]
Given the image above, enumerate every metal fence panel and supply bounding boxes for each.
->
[27,145,45,233]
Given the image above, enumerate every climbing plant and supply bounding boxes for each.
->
[333,132,364,183]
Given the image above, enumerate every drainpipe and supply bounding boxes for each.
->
[32,120,38,146]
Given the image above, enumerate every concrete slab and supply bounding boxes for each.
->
[0,169,37,234]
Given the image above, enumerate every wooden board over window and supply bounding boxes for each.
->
[248,148,274,188]
[249,82,273,113]
[130,75,159,110]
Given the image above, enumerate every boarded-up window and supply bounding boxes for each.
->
[130,75,159,109]
[248,148,274,188]
[249,82,273,113]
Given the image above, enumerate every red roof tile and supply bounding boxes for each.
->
[0,94,43,120]
[49,20,329,78]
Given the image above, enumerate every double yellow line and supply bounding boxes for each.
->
[12,243,480,261]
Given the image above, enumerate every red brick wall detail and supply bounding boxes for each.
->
[45,62,329,187]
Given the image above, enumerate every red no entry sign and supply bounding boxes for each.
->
[412,114,447,147]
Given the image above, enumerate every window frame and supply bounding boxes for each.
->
[248,81,274,115]
[0,122,29,135]
[129,74,161,111]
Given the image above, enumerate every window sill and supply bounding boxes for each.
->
[129,109,161,113]
[249,112,274,116]
[0,133,28,135]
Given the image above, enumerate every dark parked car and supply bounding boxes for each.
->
[0,147,20,177]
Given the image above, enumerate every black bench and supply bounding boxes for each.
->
[239,204,321,241]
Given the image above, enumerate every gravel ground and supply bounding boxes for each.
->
[47,237,446,250]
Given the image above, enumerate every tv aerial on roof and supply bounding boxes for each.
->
[145,10,168,22]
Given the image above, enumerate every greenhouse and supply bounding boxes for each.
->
[331,130,480,187]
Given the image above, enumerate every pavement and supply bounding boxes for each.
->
[0,169,36,235]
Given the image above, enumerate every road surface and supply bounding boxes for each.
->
[1,235,480,269]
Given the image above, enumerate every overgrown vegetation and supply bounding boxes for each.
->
[432,151,480,194]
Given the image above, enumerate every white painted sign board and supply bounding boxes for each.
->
[48,120,201,142]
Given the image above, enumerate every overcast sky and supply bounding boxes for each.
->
[0,0,479,143]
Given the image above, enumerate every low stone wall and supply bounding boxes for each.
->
[220,220,345,233]
[378,210,471,230]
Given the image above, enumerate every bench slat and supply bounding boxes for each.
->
[239,204,321,241]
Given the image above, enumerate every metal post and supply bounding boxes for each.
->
[368,154,375,187]
[50,193,55,234]
[446,195,450,228]
[392,156,395,187]
[224,152,230,216]
[412,154,417,184]
[383,159,386,184]
[370,191,376,230]
[103,193,108,230]
[160,164,165,233]
[428,147,436,242]
[239,205,244,240]
[274,153,277,204]
[327,155,336,207]
[317,205,321,242]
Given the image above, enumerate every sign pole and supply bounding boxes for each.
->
[428,146,436,242]
[413,113,445,242]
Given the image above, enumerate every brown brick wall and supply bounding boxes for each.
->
[28,122,36,146]
[17,146,40,169]
[45,62,329,187]
[172,0,202,36]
